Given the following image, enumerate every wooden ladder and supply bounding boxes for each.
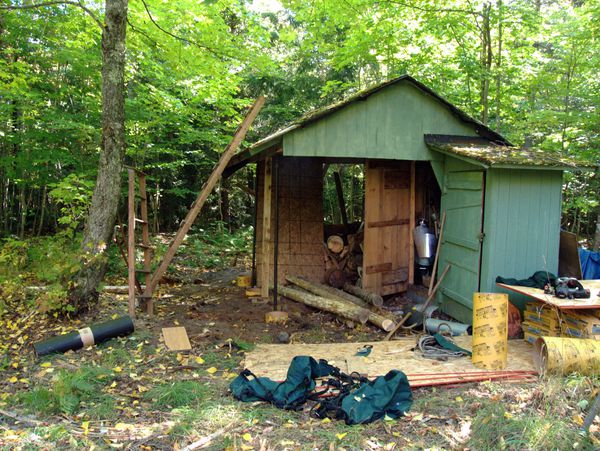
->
[126,168,153,318]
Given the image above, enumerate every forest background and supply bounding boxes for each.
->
[0,0,598,312]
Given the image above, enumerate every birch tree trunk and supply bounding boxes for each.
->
[69,0,128,313]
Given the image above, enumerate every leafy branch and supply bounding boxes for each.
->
[0,1,104,29]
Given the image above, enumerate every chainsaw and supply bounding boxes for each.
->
[544,277,591,300]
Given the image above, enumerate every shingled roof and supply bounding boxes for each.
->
[425,135,593,170]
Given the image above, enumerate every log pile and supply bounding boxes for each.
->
[323,231,364,287]
[281,276,396,332]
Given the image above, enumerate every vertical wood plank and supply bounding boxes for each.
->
[260,157,273,297]
[409,161,416,285]
[138,173,153,315]
[127,169,136,318]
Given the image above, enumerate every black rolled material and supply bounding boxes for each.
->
[34,315,135,356]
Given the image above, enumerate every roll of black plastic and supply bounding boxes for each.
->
[34,315,135,356]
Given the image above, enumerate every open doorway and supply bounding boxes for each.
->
[320,160,441,296]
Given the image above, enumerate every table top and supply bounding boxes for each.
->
[496,280,600,309]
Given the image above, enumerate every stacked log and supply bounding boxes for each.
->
[282,276,395,332]
[342,283,384,307]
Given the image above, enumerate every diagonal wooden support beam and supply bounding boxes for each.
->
[143,96,265,304]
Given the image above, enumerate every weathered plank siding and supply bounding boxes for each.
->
[283,83,477,160]
[480,168,563,310]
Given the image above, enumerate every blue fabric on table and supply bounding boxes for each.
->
[579,248,600,280]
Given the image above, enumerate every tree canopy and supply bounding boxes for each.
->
[0,0,598,241]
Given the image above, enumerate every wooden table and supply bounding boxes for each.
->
[496,280,600,310]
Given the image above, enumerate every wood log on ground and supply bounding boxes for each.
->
[278,285,370,324]
[284,277,395,331]
[286,275,368,308]
[343,283,384,307]
[327,235,344,253]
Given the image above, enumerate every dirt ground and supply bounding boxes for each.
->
[1,267,599,450]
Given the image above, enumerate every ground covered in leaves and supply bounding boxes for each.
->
[1,266,599,450]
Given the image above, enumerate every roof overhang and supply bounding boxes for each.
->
[425,135,596,171]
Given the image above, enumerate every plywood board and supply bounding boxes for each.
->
[558,231,582,279]
[497,281,600,309]
[242,336,535,381]
[162,327,192,351]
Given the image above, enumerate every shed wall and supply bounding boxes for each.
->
[256,157,325,287]
[283,83,478,160]
[480,168,563,309]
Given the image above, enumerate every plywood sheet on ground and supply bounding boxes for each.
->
[242,336,535,381]
[497,281,600,309]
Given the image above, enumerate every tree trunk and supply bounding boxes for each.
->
[286,275,369,309]
[278,285,370,324]
[69,0,128,313]
[342,283,384,307]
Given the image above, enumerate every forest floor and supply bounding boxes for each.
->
[1,260,599,450]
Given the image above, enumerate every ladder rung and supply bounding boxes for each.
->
[138,243,152,249]
[134,218,148,224]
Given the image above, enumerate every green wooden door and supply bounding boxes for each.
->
[438,158,485,324]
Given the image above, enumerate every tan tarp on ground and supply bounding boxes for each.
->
[242,336,535,382]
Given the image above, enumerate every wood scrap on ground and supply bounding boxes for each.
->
[162,327,192,351]
[242,337,537,387]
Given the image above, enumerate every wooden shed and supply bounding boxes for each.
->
[225,75,583,324]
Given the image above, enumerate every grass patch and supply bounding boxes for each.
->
[145,380,208,409]
[468,402,595,450]
[17,366,116,417]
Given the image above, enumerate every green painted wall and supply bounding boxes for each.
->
[283,82,478,160]
[437,157,485,324]
[480,168,563,310]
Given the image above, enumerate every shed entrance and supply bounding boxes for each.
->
[363,160,413,296]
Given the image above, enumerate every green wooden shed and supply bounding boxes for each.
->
[226,75,584,324]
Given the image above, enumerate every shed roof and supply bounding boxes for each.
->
[225,75,510,175]
[425,135,594,170]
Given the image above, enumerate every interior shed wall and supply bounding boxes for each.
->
[256,157,325,287]
[481,168,563,310]
[283,83,478,160]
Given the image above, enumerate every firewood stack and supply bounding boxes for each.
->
[323,232,364,288]
[279,275,395,332]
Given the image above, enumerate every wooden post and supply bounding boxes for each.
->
[138,173,153,314]
[409,161,416,285]
[260,157,273,298]
[251,169,259,287]
[429,211,446,296]
[273,156,280,310]
[143,96,265,302]
[127,169,136,318]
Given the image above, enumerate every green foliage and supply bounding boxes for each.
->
[176,226,253,270]
[144,380,208,409]
[17,366,115,417]
[48,174,94,236]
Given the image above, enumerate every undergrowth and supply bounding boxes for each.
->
[16,366,116,418]
[144,380,209,409]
